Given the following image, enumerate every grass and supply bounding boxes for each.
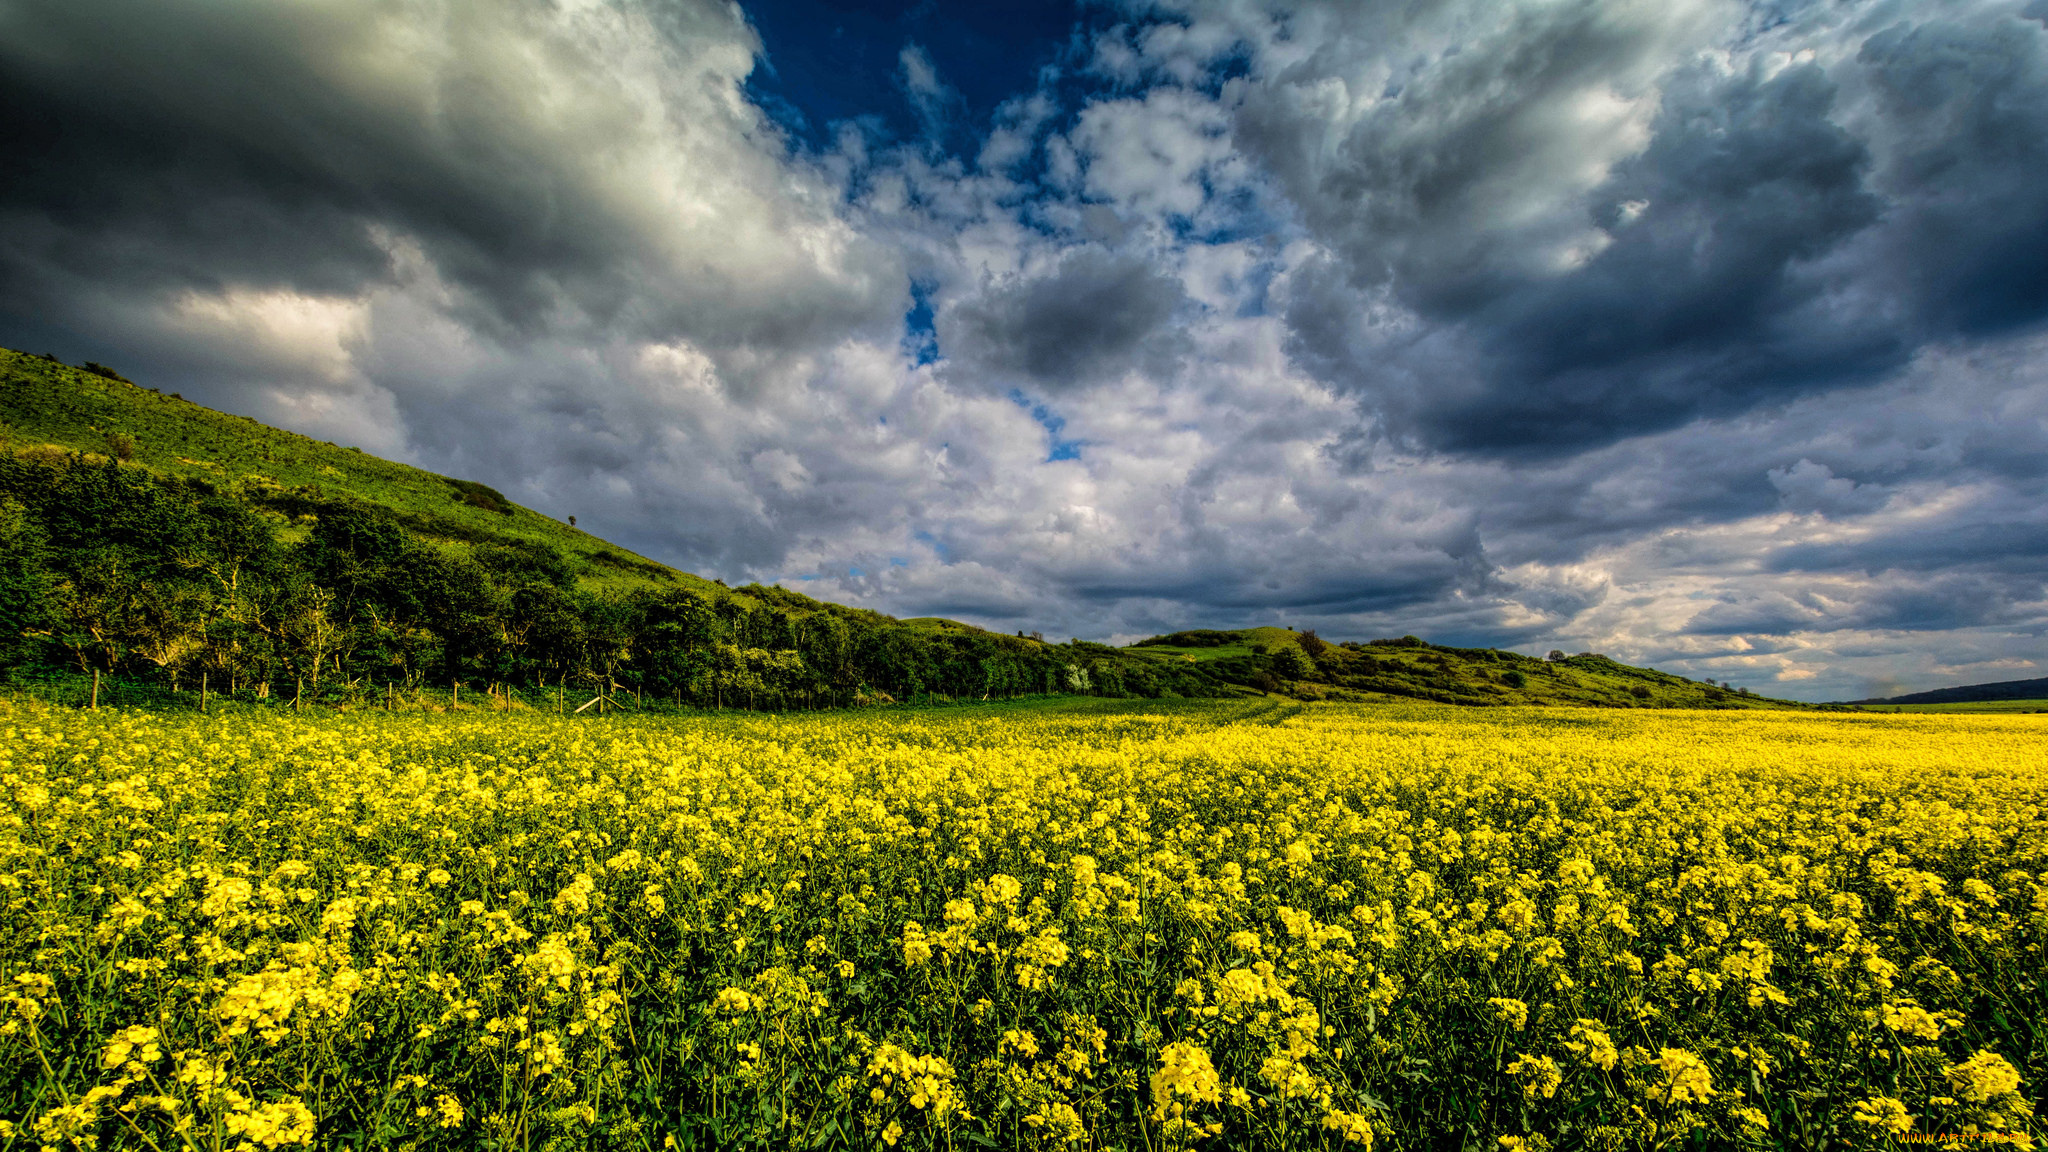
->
[1128,629,1806,710]
[1126,625,1300,663]
[0,348,722,598]
[897,617,1022,639]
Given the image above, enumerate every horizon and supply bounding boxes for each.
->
[4,0,2046,702]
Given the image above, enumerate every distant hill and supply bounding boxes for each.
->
[1126,629,1806,710]
[1849,677,2048,705]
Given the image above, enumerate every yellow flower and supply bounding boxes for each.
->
[713,987,762,1014]
[100,1024,162,1069]
[1150,1041,1223,1119]
[901,922,934,966]
[1323,1108,1374,1145]
[1564,1020,1617,1071]
[1654,1049,1714,1104]
[1851,1095,1913,1135]
[1945,1050,2022,1103]
[999,1029,1040,1059]
[1505,1054,1562,1100]
[1488,998,1529,1031]
[1882,1003,1943,1040]
[224,1097,317,1148]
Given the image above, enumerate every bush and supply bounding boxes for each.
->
[1134,630,1240,648]
[1272,646,1313,680]
[445,477,514,515]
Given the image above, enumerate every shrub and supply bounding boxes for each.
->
[1272,646,1313,680]
[445,477,514,515]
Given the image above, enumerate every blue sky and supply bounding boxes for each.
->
[3,0,2047,700]
[743,0,1090,148]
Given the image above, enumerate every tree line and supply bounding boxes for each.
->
[0,450,1230,710]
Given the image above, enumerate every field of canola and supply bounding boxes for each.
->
[0,696,2042,1151]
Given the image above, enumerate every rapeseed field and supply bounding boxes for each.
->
[0,698,2040,1150]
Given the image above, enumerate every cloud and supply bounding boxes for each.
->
[0,0,900,364]
[942,247,1188,391]
[1215,0,2048,454]
[898,43,965,141]
[2,0,2046,704]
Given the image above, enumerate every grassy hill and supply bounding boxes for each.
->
[1126,628,1807,709]
[0,348,719,597]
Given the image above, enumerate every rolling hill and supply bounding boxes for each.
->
[1,346,1809,711]
[1123,628,1796,709]
[1849,677,2048,706]
[0,348,715,597]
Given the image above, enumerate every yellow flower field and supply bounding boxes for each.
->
[0,697,2041,1150]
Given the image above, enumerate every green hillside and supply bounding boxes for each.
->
[0,348,716,597]
[1127,628,1807,709]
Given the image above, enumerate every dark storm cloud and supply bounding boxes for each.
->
[0,0,896,354]
[1858,16,2048,334]
[1071,567,1464,615]
[941,247,1188,391]
[1767,522,2048,575]
[1437,61,1893,451]
[1684,570,2046,635]
[1231,0,2048,456]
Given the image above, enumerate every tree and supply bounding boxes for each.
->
[1272,645,1313,680]
[0,499,52,670]
[1297,629,1328,658]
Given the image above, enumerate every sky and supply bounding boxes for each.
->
[2,0,2046,702]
